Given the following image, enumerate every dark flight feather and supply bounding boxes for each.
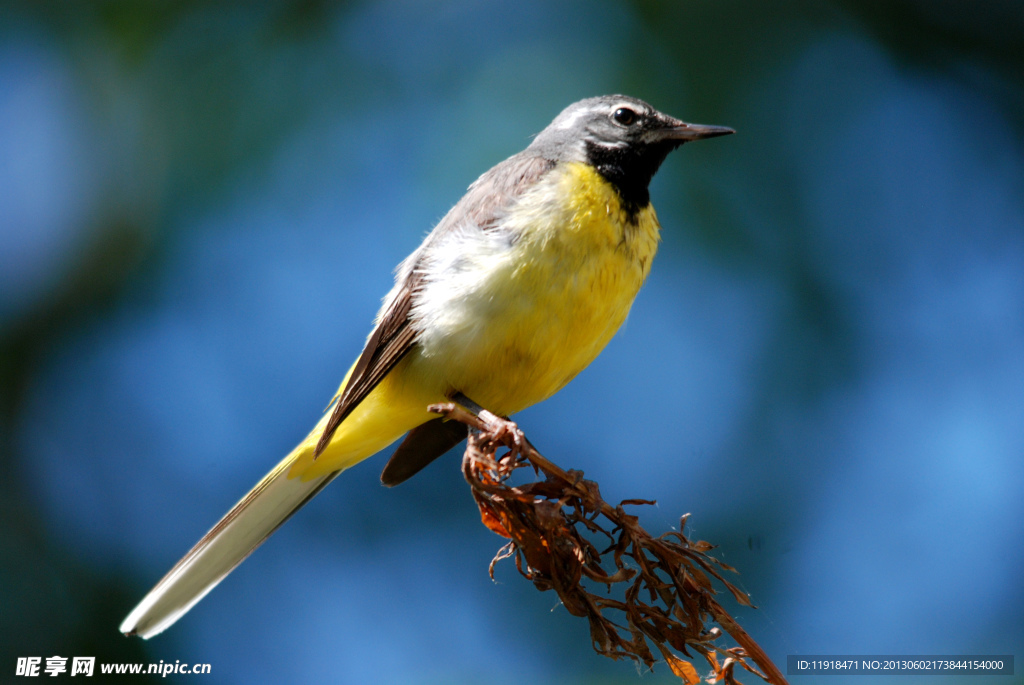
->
[380,418,469,486]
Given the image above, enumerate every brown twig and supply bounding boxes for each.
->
[429,402,788,685]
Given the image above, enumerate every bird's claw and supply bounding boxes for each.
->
[477,409,524,454]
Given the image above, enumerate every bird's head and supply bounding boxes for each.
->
[530,95,734,209]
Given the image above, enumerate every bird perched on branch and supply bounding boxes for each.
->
[120,95,733,638]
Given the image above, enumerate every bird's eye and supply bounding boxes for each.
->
[612,107,637,126]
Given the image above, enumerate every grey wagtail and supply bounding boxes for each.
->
[120,95,733,638]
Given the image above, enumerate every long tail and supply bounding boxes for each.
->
[119,448,336,639]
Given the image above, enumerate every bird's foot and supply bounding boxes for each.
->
[476,409,524,454]
[443,392,526,465]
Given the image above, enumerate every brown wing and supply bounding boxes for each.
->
[313,153,556,461]
[313,278,419,458]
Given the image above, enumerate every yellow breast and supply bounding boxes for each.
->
[409,161,661,416]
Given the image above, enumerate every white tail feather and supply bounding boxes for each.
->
[119,455,337,639]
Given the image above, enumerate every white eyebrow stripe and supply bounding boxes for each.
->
[554,105,598,130]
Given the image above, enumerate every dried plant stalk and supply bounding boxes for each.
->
[429,402,788,685]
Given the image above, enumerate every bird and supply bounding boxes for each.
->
[119,95,733,638]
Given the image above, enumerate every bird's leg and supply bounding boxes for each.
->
[449,392,485,416]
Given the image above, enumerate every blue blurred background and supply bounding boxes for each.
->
[2,2,1022,683]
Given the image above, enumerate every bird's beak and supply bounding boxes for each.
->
[653,117,735,143]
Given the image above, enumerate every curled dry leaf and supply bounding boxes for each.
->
[429,402,789,685]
